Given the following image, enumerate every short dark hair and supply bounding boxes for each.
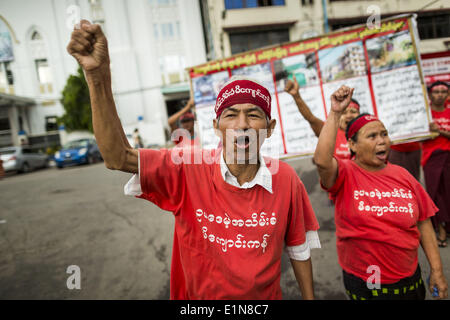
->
[428,81,449,93]
[350,98,360,108]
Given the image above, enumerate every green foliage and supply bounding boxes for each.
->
[58,66,92,132]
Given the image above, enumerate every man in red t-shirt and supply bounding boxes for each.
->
[168,98,200,148]
[284,76,359,159]
[422,81,450,247]
[67,21,321,300]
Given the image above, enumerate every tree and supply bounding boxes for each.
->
[58,66,92,132]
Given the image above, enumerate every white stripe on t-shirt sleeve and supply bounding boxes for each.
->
[124,151,142,196]
[286,230,321,261]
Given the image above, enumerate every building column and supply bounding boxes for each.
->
[7,104,19,146]
[19,106,31,134]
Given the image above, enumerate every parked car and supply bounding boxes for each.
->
[0,146,49,173]
[54,138,102,169]
[0,159,4,178]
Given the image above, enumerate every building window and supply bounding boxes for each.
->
[159,55,186,84]
[89,0,105,28]
[31,30,41,41]
[0,65,6,91]
[0,117,10,131]
[29,30,53,95]
[45,116,58,132]
[229,29,289,54]
[4,62,13,85]
[0,62,14,94]
[153,23,159,39]
[0,62,14,93]
[161,23,174,39]
[35,59,53,94]
[417,13,450,40]
[301,0,314,6]
[149,0,176,6]
[224,0,285,10]
[176,21,181,38]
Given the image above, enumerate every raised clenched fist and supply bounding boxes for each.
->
[67,20,109,72]
[284,75,300,98]
[330,85,354,113]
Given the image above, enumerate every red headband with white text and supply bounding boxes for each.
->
[215,79,271,119]
[346,114,379,140]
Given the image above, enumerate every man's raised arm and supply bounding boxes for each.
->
[67,20,138,173]
[284,75,324,137]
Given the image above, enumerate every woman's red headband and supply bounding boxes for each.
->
[346,114,379,140]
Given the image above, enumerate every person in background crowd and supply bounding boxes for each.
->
[422,81,450,248]
[284,75,360,159]
[167,98,199,148]
[67,20,321,300]
[0,159,4,179]
[132,128,143,149]
[388,140,421,181]
[314,85,447,300]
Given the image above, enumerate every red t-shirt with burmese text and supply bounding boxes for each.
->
[324,158,437,284]
[137,148,319,299]
[422,107,450,166]
[334,129,351,159]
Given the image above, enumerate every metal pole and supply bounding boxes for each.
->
[322,0,329,33]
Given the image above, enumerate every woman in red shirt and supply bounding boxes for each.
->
[284,76,359,159]
[422,81,450,247]
[314,85,448,300]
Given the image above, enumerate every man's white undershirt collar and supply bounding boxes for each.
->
[219,150,273,194]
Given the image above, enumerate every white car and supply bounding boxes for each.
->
[0,146,49,173]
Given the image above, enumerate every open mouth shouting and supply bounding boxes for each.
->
[375,149,388,162]
[235,135,251,150]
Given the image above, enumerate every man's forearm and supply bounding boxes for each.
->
[314,110,339,167]
[293,94,324,137]
[168,103,191,129]
[85,67,136,172]
[290,258,315,300]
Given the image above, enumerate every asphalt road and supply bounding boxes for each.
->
[0,159,448,300]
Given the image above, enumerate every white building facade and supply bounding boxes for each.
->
[201,0,450,59]
[0,0,207,147]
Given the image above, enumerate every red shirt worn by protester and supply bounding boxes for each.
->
[324,157,437,284]
[334,129,351,159]
[174,135,201,148]
[135,148,319,299]
[422,107,450,166]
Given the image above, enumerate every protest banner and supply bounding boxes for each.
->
[188,14,433,159]
[421,51,450,86]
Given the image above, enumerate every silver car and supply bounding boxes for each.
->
[0,146,49,173]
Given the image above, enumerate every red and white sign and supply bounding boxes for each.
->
[421,51,450,85]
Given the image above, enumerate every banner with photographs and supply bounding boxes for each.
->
[0,19,14,63]
[188,15,432,159]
